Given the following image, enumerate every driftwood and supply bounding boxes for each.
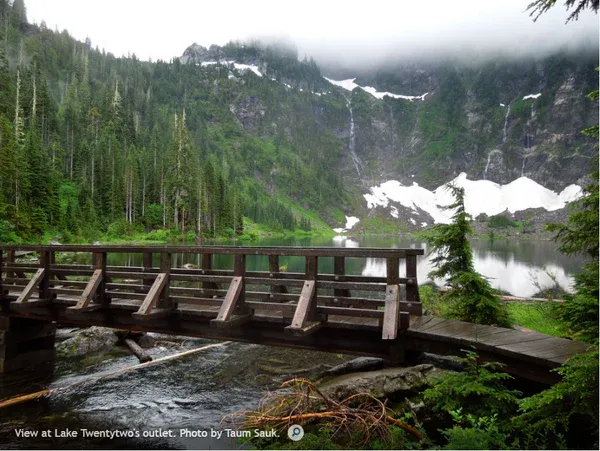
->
[228,378,423,445]
[438,287,565,303]
[124,338,152,363]
[0,341,232,410]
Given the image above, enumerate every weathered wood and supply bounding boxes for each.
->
[211,277,248,327]
[39,251,51,299]
[2,244,425,258]
[159,253,171,309]
[382,284,399,339]
[132,273,168,320]
[405,255,421,315]
[0,250,4,296]
[124,338,152,363]
[143,252,153,290]
[269,255,288,295]
[386,257,399,286]
[14,268,46,304]
[285,280,320,335]
[334,256,351,298]
[69,269,103,311]
[202,253,219,290]
[6,250,15,280]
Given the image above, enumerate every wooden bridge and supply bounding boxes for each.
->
[0,245,590,384]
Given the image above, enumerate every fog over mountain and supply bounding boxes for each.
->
[26,0,598,66]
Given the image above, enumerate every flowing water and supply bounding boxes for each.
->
[0,236,582,449]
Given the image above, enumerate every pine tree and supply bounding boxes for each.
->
[424,185,511,327]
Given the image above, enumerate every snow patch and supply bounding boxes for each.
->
[201,60,262,77]
[333,216,360,234]
[324,77,427,101]
[523,93,541,100]
[500,103,505,107]
[421,222,428,227]
[364,173,583,224]
[390,206,399,219]
[345,216,360,229]
[409,218,416,225]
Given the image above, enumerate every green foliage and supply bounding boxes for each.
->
[423,350,522,419]
[488,214,517,229]
[424,186,511,326]
[441,412,512,450]
[512,348,599,449]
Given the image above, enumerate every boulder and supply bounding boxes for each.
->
[56,326,119,357]
[318,364,444,401]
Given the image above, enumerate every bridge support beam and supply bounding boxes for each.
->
[0,316,56,373]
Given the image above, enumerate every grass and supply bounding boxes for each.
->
[419,285,565,337]
[507,301,563,337]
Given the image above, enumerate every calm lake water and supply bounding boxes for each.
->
[100,235,582,298]
[0,236,583,449]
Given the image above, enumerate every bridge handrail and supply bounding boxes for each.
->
[0,244,424,258]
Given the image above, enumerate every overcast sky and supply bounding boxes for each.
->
[25,0,599,65]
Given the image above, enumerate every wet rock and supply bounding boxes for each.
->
[319,364,443,401]
[318,357,385,379]
[137,334,156,349]
[56,326,119,358]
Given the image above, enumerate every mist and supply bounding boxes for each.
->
[26,0,598,68]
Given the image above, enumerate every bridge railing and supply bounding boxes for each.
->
[0,245,424,339]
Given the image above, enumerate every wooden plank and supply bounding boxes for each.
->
[416,317,448,332]
[269,255,288,295]
[94,252,108,305]
[246,301,297,313]
[14,268,45,304]
[386,258,399,285]
[318,306,384,319]
[132,273,167,318]
[211,276,244,324]
[285,280,319,335]
[334,256,351,298]
[382,284,399,339]
[409,316,436,330]
[69,269,103,311]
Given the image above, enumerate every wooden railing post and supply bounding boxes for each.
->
[234,254,246,313]
[201,253,218,290]
[0,248,4,296]
[285,255,320,335]
[160,252,171,309]
[269,255,288,295]
[39,250,51,299]
[143,252,153,290]
[405,255,422,316]
[333,256,351,298]
[94,252,108,305]
[6,249,14,280]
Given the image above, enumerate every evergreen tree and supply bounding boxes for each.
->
[424,185,511,327]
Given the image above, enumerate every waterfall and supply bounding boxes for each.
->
[346,99,363,176]
[483,149,502,180]
[502,104,511,143]
[521,155,527,177]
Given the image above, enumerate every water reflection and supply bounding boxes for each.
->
[71,236,582,298]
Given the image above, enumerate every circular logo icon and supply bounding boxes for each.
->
[287,424,304,441]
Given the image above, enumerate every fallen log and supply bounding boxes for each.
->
[0,341,232,410]
[124,338,152,363]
